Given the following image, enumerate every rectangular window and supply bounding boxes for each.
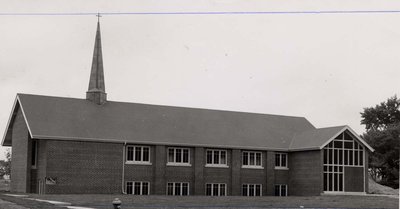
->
[206,150,228,167]
[167,182,189,196]
[274,184,287,196]
[275,153,288,169]
[242,151,262,168]
[126,182,133,194]
[167,148,190,165]
[31,140,38,168]
[126,181,149,195]
[242,184,262,196]
[126,146,151,164]
[205,183,227,196]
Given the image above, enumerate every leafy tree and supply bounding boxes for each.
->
[361,95,400,188]
[0,149,11,179]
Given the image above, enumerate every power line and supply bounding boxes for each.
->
[0,10,399,16]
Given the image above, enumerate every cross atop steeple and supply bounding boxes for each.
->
[86,18,107,105]
[97,13,101,22]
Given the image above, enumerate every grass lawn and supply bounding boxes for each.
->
[14,193,397,209]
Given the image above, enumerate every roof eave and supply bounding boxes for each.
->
[1,95,34,146]
[32,134,292,151]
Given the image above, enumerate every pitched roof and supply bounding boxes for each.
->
[2,94,374,152]
[289,126,346,150]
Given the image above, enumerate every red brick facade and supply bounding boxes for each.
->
[9,108,368,195]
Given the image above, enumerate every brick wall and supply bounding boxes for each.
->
[240,151,267,196]
[194,147,204,195]
[154,145,166,195]
[45,140,123,194]
[265,151,275,195]
[289,150,322,196]
[10,106,30,193]
[164,147,195,195]
[124,145,155,193]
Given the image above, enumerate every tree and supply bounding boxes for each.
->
[0,149,11,179]
[361,95,400,189]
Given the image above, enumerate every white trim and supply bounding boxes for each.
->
[125,161,152,165]
[322,191,367,195]
[205,164,229,168]
[241,165,264,169]
[319,126,374,152]
[274,167,289,170]
[166,162,191,167]
[17,96,34,140]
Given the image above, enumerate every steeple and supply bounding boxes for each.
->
[86,18,107,104]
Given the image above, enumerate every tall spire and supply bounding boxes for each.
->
[86,16,107,105]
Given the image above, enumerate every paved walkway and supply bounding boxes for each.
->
[0,199,29,209]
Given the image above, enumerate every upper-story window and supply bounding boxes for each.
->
[275,153,288,169]
[126,146,151,164]
[206,149,228,167]
[242,151,262,168]
[167,147,190,165]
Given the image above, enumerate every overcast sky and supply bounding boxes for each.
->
[0,1,399,160]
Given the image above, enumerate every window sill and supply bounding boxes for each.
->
[125,161,152,165]
[274,167,289,170]
[166,162,192,167]
[205,164,229,168]
[241,165,264,169]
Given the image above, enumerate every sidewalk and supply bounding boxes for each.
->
[0,199,29,209]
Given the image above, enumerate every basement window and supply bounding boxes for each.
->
[242,184,262,196]
[126,181,149,195]
[205,183,226,196]
[274,184,287,196]
[167,182,189,196]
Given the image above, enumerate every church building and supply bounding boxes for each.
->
[2,21,374,196]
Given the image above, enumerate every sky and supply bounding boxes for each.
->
[0,1,399,160]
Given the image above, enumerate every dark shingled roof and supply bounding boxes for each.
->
[2,94,374,151]
[289,126,346,150]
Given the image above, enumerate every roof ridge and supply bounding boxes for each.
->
[17,93,310,119]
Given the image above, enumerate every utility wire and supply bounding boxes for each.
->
[0,10,400,16]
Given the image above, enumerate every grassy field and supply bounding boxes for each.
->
[0,179,398,209]
[22,193,399,209]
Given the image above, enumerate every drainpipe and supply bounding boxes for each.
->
[122,141,126,194]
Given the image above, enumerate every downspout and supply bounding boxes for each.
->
[122,141,126,194]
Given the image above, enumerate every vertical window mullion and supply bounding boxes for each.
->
[174,148,177,163]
